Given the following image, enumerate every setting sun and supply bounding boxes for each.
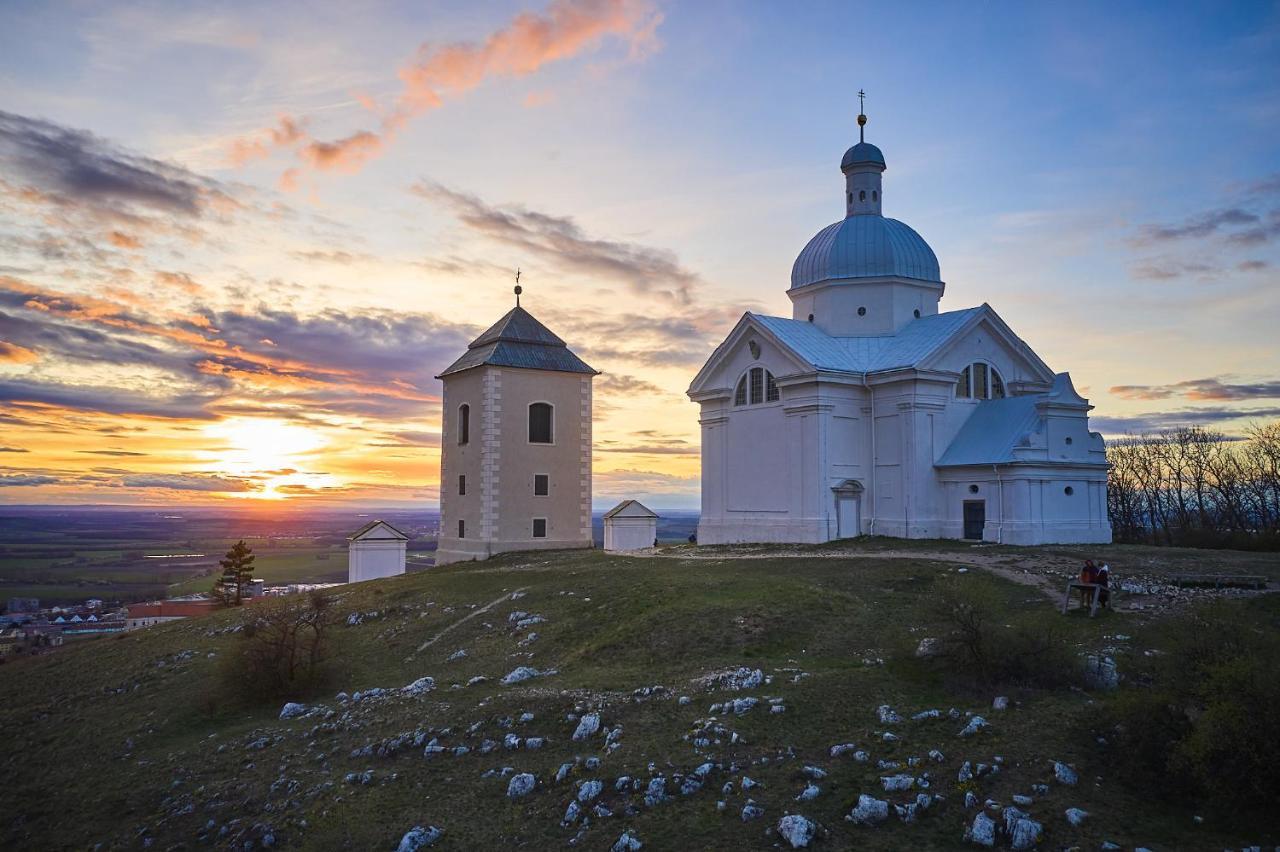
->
[202,418,339,498]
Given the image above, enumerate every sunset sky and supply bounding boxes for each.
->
[1,0,1278,509]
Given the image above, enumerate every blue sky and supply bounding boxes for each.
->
[0,0,1277,508]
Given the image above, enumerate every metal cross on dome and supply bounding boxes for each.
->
[514,268,522,306]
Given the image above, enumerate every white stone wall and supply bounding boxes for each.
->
[348,539,407,582]
[604,516,657,551]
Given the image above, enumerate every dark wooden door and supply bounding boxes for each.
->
[963,501,985,540]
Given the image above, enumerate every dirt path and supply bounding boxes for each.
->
[412,586,528,655]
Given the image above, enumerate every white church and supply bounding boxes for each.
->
[687,112,1112,546]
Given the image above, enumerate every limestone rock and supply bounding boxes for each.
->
[958,715,988,737]
[740,799,765,821]
[1053,761,1078,786]
[965,812,996,846]
[395,825,443,851]
[578,780,603,802]
[1065,807,1088,827]
[846,794,889,826]
[279,703,307,720]
[573,713,601,741]
[777,814,817,848]
[506,773,535,799]
[611,830,642,852]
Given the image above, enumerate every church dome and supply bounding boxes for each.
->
[790,215,941,289]
[841,141,885,170]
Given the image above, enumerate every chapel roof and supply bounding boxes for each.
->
[437,305,597,378]
[751,307,982,374]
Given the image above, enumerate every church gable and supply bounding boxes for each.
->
[917,304,1055,390]
[687,313,818,399]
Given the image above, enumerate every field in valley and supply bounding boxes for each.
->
[1,540,1276,850]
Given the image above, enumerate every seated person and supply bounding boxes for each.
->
[1077,560,1097,607]
[1095,563,1111,608]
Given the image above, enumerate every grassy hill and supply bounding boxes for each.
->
[2,541,1276,850]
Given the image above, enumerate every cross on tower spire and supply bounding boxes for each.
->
[514,268,522,307]
[857,89,867,143]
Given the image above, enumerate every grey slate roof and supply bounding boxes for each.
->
[603,499,659,519]
[437,306,597,378]
[935,396,1043,466]
[752,308,981,374]
[347,519,410,541]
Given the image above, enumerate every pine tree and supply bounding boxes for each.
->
[214,539,256,605]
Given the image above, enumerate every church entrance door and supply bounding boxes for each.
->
[836,496,860,539]
[963,501,985,540]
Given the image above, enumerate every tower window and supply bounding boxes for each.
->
[872,190,878,202]
[914,309,921,318]
[807,313,814,322]
[1065,437,1073,446]
[528,402,553,443]
[458,474,465,496]
[859,190,866,202]
[847,192,852,205]
[534,474,549,496]
[532,518,547,538]
[1064,486,1074,496]
[458,520,465,538]
[458,404,470,445]
[857,306,866,316]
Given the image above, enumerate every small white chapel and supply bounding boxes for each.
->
[687,106,1112,546]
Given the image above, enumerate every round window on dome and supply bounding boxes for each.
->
[857,306,867,316]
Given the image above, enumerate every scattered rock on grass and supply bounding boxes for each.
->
[396,825,443,851]
[506,773,535,799]
[611,830,642,852]
[573,713,601,741]
[279,703,307,720]
[741,799,764,821]
[958,716,988,737]
[1053,761,1078,786]
[777,814,816,848]
[1065,807,1088,827]
[846,794,889,826]
[965,812,996,846]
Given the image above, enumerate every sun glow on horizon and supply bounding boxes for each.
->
[201,418,339,499]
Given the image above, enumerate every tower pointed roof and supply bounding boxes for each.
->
[436,305,597,378]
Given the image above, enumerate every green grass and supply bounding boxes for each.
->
[165,547,348,597]
[0,544,1274,850]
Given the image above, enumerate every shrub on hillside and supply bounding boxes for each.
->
[1100,600,1280,814]
[218,590,335,703]
[912,577,1078,691]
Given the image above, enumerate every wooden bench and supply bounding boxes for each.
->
[1062,581,1107,617]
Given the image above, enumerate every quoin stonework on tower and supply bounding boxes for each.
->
[434,286,597,565]
[688,101,1112,546]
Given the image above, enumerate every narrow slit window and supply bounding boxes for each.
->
[974,363,989,399]
[991,369,1006,399]
[534,474,549,496]
[458,474,465,496]
[528,402,553,443]
[458,520,465,538]
[458,404,470,444]
[532,518,547,538]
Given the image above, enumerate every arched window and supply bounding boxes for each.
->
[528,402,553,443]
[734,367,780,406]
[458,404,470,444]
[859,190,866,202]
[872,190,878,202]
[955,362,1007,400]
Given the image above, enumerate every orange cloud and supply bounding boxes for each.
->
[0,341,39,363]
[299,131,384,173]
[224,0,660,179]
[154,270,203,295]
[107,230,142,249]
